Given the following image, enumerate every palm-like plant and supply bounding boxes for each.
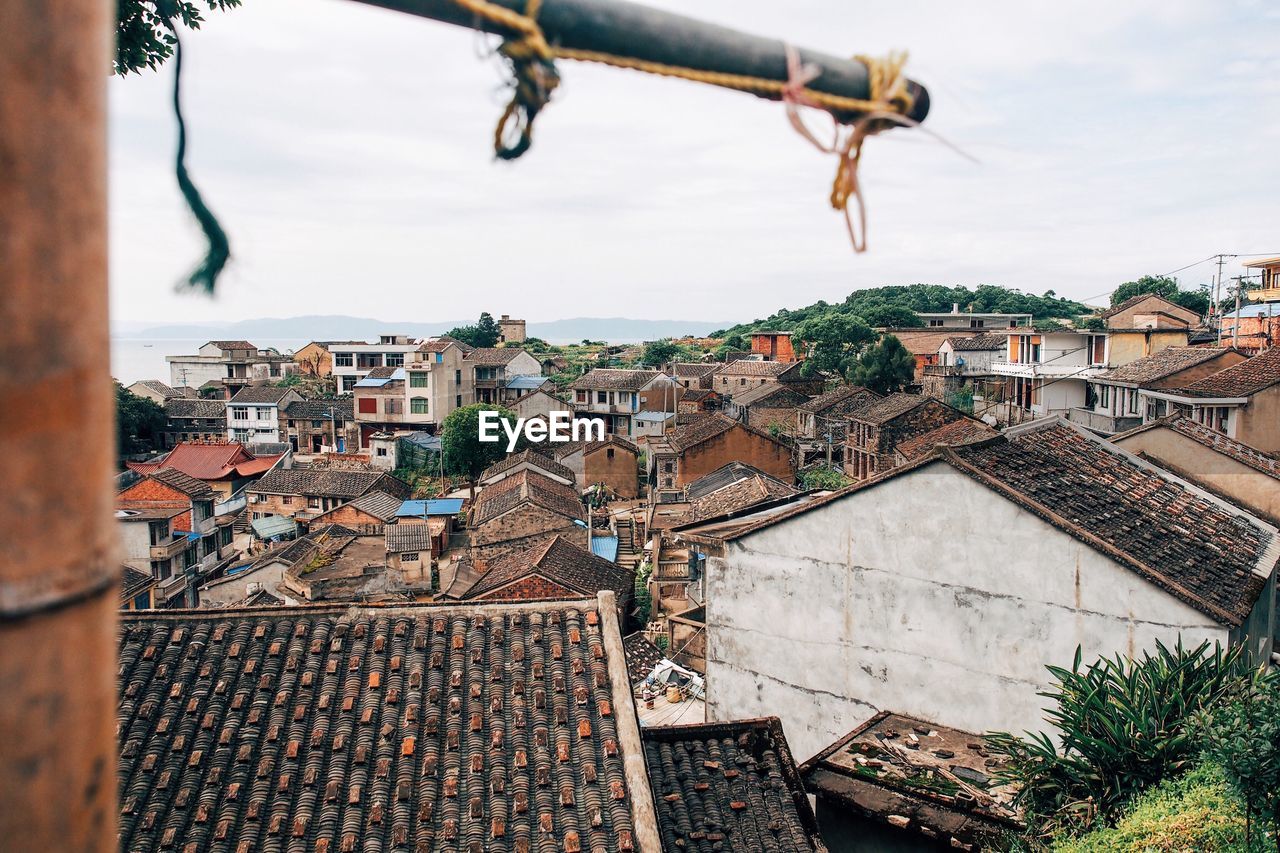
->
[986,639,1263,840]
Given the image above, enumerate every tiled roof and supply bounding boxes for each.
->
[208,339,257,350]
[364,366,400,380]
[1100,293,1188,319]
[571,369,661,391]
[667,415,740,453]
[480,450,576,485]
[285,399,355,420]
[166,399,227,419]
[550,436,640,461]
[712,360,798,378]
[139,467,217,499]
[127,442,282,481]
[252,468,409,500]
[851,393,928,425]
[1177,347,1280,397]
[1116,416,1280,482]
[796,385,878,414]
[435,335,476,354]
[121,565,154,603]
[133,379,179,397]
[1095,347,1235,386]
[895,418,999,462]
[621,633,664,685]
[385,524,437,553]
[341,491,405,522]
[800,711,1021,850]
[671,363,719,379]
[116,598,648,853]
[229,386,294,404]
[728,383,809,408]
[946,332,1009,352]
[691,475,799,522]
[466,347,524,366]
[947,421,1276,626]
[463,536,634,602]
[643,717,826,852]
[472,470,584,526]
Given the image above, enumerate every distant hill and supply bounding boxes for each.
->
[124,315,735,344]
[712,284,1098,338]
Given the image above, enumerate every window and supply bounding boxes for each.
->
[282,495,292,505]
[410,372,428,388]
[969,319,985,328]
[597,391,607,404]
[401,552,420,563]
[358,397,377,414]
[454,369,461,384]
[456,395,462,408]
[576,391,587,403]
[231,407,249,420]
[335,353,353,368]
[606,448,615,459]
[311,420,323,428]
[411,397,429,415]
[739,378,746,386]
[376,447,388,457]
[386,353,404,367]
[1099,384,1110,408]
[928,319,944,327]
[255,407,272,420]
[1088,335,1107,366]
[250,493,262,503]
[308,497,320,508]
[385,398,403,414]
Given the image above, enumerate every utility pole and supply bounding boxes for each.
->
[1232,276,1243,349]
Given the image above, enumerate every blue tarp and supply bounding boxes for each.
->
[590,536,619,562]
[250,514,297,539]
[354,367,406,387]
[505,375,547,391]
[396,498,464,518]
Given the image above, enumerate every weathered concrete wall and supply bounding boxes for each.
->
[704,462,1227,762]
[1236,385,1280,455]
[1113,427,1280,523]
[583,445,639,499]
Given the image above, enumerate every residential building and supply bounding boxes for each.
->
[723,383,810,436]
[246,465,411,525]
[801,712,1022,851]
[384,523,437,588]
[328,334,421,394]
[274,523,426,602]
[280,398,358,454]
[749,330,798,362]
[116,468,233,608]
[795,385,881,467]
[291,340,367,377]
[225,386,301,445]
[710,359,821,397]
[1113,416,1280,524]
[669,361,719,390]
[116,593,831,853]
[361,339,473,438]
[648,414,794,497]
[125,379,198,405]
[166,340,295,395]
[496,313,527,343]
[352,367,410,444]
[478,449,577,488]
[457,535,634,616]
[631,411,675,443]
[125,440,284,499]
[119,565,158,610]
[571,369,670,438]
[467,346,543,403]
[675,418,1278,760]
[550,435,641,499]
[509,386,569,424]
[1137,346,1280,453]
[991,327,1112,420]
[1072,346,1245,435]
[1221,303,1280,355]
[890,329,986,380]
[469,469,587,564]
[921,332,1008,405]
[843,394,990,482]
[914,305,1031,330]
[306,489,403,530]
[676,387,719,414]
[1100,292,1199,329]
[645,717,827,852]
[160,398,227,448]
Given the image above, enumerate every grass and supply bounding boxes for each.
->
[1054,764,1274,852]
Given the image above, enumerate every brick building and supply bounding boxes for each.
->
[551,435,641,499]
[648,414,794,496]
[749,330,798,363]
[281,398,359,454]
[469,469,587,565]
[844,394,993,482]
[247,466,411,526]
[459,535,634,619]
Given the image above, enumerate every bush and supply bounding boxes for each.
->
[1054,763,1270,852]
[986,640,1260,838]
[1198,676,1280,849]
[801,467,850,490]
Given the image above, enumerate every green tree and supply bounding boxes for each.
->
[1111,275,1210,317]
[1199,677,1280,849]
[116,0,241,75]
[800,467,850,490]
[986,640,1262,840]
[446,312,502,348]
[440,403,527,497]
[115,381,167,456]
[848,334,915,394]
[640,339,684,367]
[793,313,876,379]
[858,304,923,328]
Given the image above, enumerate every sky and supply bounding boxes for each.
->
[109,0,1280,329]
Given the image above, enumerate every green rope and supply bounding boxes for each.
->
[161,3,230,294]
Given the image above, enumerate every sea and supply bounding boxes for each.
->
[111,338,310,385]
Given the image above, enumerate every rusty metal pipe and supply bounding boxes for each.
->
[0,0,118,848]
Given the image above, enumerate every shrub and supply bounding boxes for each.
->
[1198,676,1280,850]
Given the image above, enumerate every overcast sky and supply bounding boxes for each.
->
[109,0,1280,329]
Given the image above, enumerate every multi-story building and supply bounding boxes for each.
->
[570,369,674,438]
[281,398,359,454]
[166,340,296,395]
[226,386,301,445]
[709,359,822,398]
[351,339,475,444]
[161,398,227,448]
[246,466,411,526]
[328,335,422,394]
[914,306,1032,330]
[991,328,1112,420]
[496,314,527,344]
[749,331,798,362]
[467,347,543,404]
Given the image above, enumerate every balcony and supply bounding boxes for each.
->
[1067,407,1142,436]
[149,535,189,560]
[992,360,1105,379]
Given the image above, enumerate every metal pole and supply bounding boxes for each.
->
[0,0,117,848]
[348,0,930,124]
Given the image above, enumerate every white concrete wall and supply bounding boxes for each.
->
[704,462,1227,761]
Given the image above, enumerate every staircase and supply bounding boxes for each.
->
[615,516,642,571]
